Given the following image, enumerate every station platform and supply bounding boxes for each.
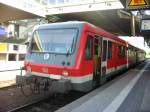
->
[56,59,150,112]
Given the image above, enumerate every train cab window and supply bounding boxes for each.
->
[108,41,112,59]
[31,29,78,54]
[84,35,93,60]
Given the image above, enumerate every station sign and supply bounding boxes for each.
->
[140,19,150,32]
[126,0,149,9]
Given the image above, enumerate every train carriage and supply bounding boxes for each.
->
[17,21,145,93]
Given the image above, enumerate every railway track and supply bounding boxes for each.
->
[8,91,86,112]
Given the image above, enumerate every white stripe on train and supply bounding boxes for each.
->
[26,64,128,84]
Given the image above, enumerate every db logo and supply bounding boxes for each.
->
[44,53,50,60]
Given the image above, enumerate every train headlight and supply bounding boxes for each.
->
[62,70,69,76]
[26,66,32,72]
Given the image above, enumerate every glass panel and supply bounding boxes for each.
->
[102,40,107,61]
[94,38,98,55]
[57,0,64,4]
[84,35,93,60]
[118,45,125,57]
[108,41,112,59]
[8,54,16,61]
[48,0,56,4]
[19,54,25,61]
[30,28,78,54]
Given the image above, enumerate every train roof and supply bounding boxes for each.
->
[35,21,126,44]
[34,21,144,51]
[35,21,85,30]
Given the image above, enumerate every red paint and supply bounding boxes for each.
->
[24,22,145,81]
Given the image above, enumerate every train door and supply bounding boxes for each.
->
[101,39,108,82]
[93,36,102,88]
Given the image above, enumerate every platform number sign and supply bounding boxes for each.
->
[126,0,149,9]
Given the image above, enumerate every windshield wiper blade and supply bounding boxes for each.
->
[66,49,70,57]
[66,38,75,57]
[70,37,75,53]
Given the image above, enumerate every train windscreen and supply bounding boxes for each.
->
[30,28,78,54]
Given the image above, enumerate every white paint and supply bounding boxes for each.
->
[119,36,148,51]
[106,64,127,74]
[7,44,27,53]
[0,0,45,17]
[0,61,25,81]
[27,71,93,83]
[116,64,127,70]
[28,72,62,80]
[70,74,93,83]
[107,67,115,74]
[103,61,150,112]
[102,61,107,67]
[46,1,123,15]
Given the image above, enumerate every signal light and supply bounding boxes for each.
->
[26,66,32,72]
[62,70,69,76]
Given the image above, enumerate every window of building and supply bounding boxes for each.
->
[108,41,112,59]
[8,54,16,61]
[13,45,18,51]
[0,54,7,61]
[57,0,64,3]
[48,0,56,4]
[84,35,93,60]
[19,54,25,61]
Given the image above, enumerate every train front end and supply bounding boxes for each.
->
[16,22,86,93]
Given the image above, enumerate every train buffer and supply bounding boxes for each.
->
[56,59,150,112]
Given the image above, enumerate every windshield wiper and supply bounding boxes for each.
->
[66,49,70,57]
[70,37,75,53]
[66,38,75,57]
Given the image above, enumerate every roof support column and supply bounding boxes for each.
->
[131,14,135,36]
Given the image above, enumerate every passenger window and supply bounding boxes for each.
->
[118,45,122,55]
[94,38,98,55]
[108,41,112,59]
[102,40,107,61]
[118,45,125,57]
[84,35,93,60]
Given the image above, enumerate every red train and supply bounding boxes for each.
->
[17,21,145,93]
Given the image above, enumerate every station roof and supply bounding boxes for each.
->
[46,0,150,46]
[0,3,40,23]
[0,0,150,46]
[47,9,136,36]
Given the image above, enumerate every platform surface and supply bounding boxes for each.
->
[56,59,150,112]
